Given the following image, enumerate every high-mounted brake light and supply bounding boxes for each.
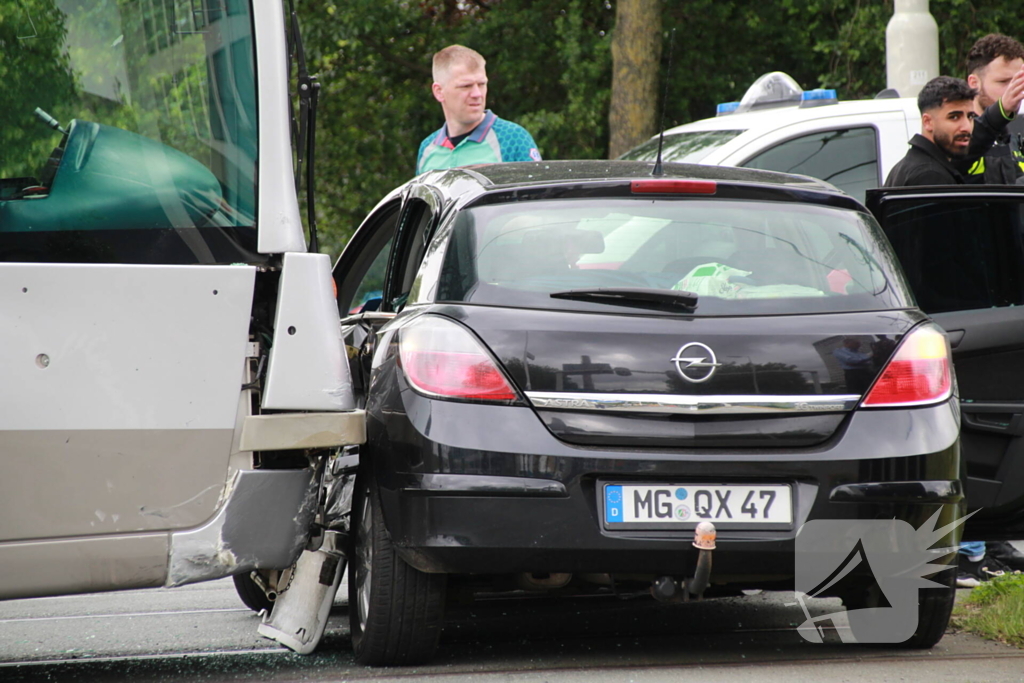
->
[863,324,952,407]
[631,179,717,195]
[398,316,518,401]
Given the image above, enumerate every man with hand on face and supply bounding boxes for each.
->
[884,77,978,186]
[963,33,1024,184]
[416,45,541,175]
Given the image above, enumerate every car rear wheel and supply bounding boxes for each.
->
[841,568,955,648]
[348,474,446,666]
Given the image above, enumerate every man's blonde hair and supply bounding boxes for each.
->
[432,45,486,84]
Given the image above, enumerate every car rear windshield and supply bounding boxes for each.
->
[435,198,912,316]
[618,130,744,163]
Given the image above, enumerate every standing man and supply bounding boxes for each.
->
[884,76,977,186]
[963,33,1024,183]
[416,45,541,175]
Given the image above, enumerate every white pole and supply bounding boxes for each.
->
[886,0,940,98]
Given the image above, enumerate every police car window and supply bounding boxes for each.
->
[881,198,1024,313]
[741,127,879,202]
[618,130,745,163]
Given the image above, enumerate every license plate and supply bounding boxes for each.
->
[603,483,793,528]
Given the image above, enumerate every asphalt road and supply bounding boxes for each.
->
[2,572,1023,683]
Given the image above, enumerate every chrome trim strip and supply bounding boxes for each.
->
[525,392,860,414]
[400,474,567,497]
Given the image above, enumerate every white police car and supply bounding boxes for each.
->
[620,72,919,202]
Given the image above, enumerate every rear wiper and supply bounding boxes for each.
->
[550,287,698,312]
[838,233,891,296]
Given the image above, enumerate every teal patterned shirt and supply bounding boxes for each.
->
[417,110,541,174]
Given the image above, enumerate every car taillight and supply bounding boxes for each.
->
[398,316,518,401]
[631,179,717,194]
[862,324,952,408]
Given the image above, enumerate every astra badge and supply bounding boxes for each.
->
[672,342,721,383]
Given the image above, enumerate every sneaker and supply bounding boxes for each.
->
[959,552,1018,584]
[987,541,1024,572]
[955,570,981,588]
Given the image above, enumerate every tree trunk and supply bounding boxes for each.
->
[608,0,662,159]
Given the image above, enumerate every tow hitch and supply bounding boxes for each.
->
[651,521,717,603]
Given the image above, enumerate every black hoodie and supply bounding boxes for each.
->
[883,134,966,186]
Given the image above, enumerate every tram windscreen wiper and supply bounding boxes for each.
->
[550,287,698,312]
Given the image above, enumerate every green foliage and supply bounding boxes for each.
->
[12,0,1024,257]
[963,571,1024,606]
[301,0,1024,256]
[0,0,75,177]
[953,573,1024,647]
[297,0,614,256]
[504,1,611,161]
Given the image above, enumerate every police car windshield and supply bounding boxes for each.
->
[618,130,744,163]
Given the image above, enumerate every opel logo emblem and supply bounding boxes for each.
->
[672,342,721,383]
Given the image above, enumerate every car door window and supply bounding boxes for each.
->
[880,199,1024,313]
[349,239,392,313]
[388,199,436,309]
[336,201,400,314]
[742,127,880,202]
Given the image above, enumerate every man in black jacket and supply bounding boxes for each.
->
[884,77,977,187]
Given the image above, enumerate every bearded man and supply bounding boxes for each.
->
[885,77,979,186]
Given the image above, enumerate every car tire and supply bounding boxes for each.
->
[233,572,274,613]
[841,567,955,649]
[349,474,446,666]
[901,568,956,649]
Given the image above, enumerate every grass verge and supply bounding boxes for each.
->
[950,573,1024,647]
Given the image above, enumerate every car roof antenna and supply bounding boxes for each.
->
[652,28,676,178]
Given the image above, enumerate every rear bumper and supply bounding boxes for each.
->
[368,394,962,582]
[381,474,960,580]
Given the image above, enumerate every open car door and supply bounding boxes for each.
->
[333,184,445,402]
[867,185,1024,540]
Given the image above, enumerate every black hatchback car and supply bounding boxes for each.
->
[332,161,1020,665]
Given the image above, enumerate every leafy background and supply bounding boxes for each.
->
[6,0,1024,255]
[300,0,1024,256]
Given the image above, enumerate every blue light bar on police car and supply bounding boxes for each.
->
[799,89,839,108]
[716,102,740,116]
